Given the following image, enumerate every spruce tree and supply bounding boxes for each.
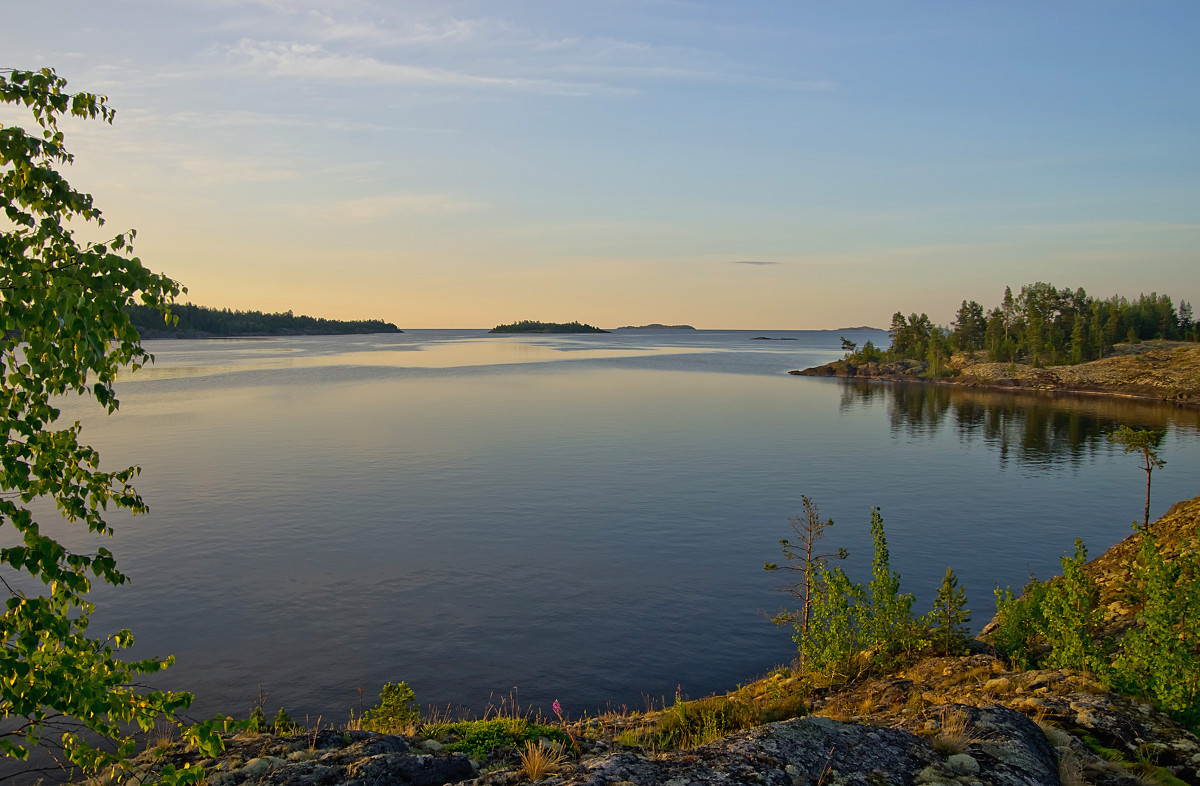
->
[927,567,971,656]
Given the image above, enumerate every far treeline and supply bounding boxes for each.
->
[125,303,402,338]
[489,320,608,334]
[849,283,1197,372]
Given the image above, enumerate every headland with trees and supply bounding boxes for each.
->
[124,303,402,338]
[797,283,1200,405]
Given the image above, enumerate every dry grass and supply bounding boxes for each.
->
[931,709,970,755]
[519,741,565,781]
[144,717,178,757]
[1058,747,1086,786]
[1037,719,1073,749]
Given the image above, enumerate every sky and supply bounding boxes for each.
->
[3,1,1198,329]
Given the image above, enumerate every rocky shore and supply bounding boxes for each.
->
[791,340,1200,406]
[119,497,1200,786]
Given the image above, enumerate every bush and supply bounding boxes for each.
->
[360,681,421,734]
[1112,524,1200,728]
[425,718,566,759]
[990,579,1048,670]
[780,505,922,684]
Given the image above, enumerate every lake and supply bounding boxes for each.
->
[34,329,1200,725]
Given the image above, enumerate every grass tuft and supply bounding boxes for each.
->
[931,708,970,755]
[519,740,565,781]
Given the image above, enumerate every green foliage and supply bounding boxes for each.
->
[656,695,760,749]
[773,504,921,684]
[1108,426,1167,528]
[359,681,421,734]
[1,67,221,782]
[1112,524,1200,727]
[882,283,1195,369]
[990,524,1199,731]
[863,507,920,657]
[926,567,971,656]
[1038,539,1108,676]
[991,541,1106,675]
[271,708,301,735]
[843,339,884,365]
[488,320,608,334]
[124,302,401,338]
[425,718,566,759]
[990,580,1048,670]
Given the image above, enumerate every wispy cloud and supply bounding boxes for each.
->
[179,158,300,185]
[728,260,779,266]
[287,194,483,223]
[224,39,628,96]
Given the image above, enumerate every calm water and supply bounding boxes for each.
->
[33,330,1200,724]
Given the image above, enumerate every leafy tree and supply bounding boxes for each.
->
[1,68,223,781]
[1108,426,1166,528]
[1113,523,1200,726]
[1037,539,1108,676]
[926,567,970,656]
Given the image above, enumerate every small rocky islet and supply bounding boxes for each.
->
[133,497,1200,786]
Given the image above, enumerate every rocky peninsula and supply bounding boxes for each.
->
[129,497,1200,786]
[793,340,1200,406]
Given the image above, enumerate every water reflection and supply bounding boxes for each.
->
[839,380,1200,467]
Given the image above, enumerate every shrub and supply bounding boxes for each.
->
[776,505,922,684]
[1113,524,1200,728]
[1038,539,1109,676]
[990,579,1048,670]
[425,718,566,760]
[360,681,421,734]
[272,708,301,735]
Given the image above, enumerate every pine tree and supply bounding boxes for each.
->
[927,567,971,656]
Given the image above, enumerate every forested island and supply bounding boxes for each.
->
[489,320,609,334]
[797,283,1200,404]
[124,303,402,338]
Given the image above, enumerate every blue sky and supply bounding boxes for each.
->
[3,1,1198,327]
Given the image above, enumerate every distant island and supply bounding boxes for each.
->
[489,320,609,334]
[125,303,402,339]
[614,324,696,331]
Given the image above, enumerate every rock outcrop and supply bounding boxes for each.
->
[792,341,1200,405]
